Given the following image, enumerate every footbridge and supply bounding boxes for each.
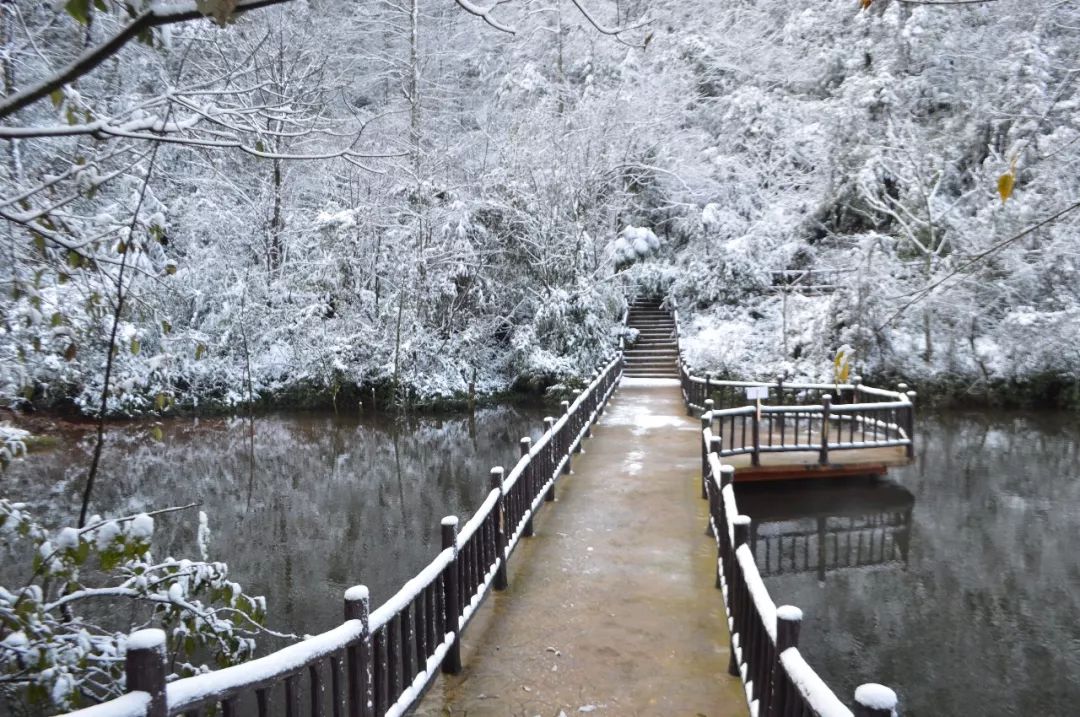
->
[66,299,913,717]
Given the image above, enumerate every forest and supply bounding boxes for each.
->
[1,0,1079,713]
[2,0,1077,422]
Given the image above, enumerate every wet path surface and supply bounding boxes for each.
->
[417,384,746,716]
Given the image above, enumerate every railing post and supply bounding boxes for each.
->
[584,384,594,436]
[706,436,723,543]
[705,373,712,406]
[717,462,734,592]
[440,516,462,675]
[852,374,862,404]
[125,629,167,717]
[490,467,509,590]
[819,394,832,465]
[344,586,374,717]
[685,361,694,415]
[854,683,899,717]
[751,405,761,467]
[569,394,585,449]
[520,438,535,536]
[775,377,785,429]
[905,390,916,459]
[768,606,802,717]
[728,515,751,678]
[700,406,713,499]
[562,400,574,473]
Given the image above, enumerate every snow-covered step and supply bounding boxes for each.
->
[625,349,678,357]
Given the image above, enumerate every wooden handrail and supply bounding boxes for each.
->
[704,432,901,716]
[64,353,625,717]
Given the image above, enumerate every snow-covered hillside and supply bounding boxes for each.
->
[2,0,1078,413]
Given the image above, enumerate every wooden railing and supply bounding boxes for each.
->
[668,300,916,469]
[660,295,903,715]
[704,452,900,717]
[64,354,623,717]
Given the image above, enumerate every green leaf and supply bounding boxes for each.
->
[255,140,265,153]
[50,312,62,327]
[195,343,206,360]
[130,338,140,355]
[150,426,163,441]
[94,0,107,9]
[67,251,83,268]
[58,272,70,285]
[50,89,64,108]
[161,320,172,334]
[136,26,154,46]
[32,233,45,254]
[65,0,91,24]
[155,393,167,411]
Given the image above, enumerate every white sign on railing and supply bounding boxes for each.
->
[745,386,769,400]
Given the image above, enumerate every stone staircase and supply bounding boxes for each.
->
[624,298,679,379]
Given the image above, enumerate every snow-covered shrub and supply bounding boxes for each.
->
[0,425,30,471]
[0,503,271,714]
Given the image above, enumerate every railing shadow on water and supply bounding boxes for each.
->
[62,356,624,717]
[735,478,915,583]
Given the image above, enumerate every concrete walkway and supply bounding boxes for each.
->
[416,382,747,717]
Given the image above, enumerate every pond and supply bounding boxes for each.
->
[736,411,1080,717]
[1,405,547,643]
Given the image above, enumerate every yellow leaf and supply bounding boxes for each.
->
[150,426,163,441]
[860,0,872,8]
[998,171,1015,204]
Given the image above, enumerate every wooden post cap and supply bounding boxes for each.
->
[720,464,735,487]
[733,514,751,546]
[125,629,167,716]
[775,605,802,651]
[854,683,898,716]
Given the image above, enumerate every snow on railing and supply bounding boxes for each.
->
[702,421,902,716]
[58,353,624,717]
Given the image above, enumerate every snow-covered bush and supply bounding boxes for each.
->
[0,503,270,714]
[0,426,30,471]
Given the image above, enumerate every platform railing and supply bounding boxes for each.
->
[63,354,624,717]
[662,294,902,716]
[667,298,916,467]
[704,450,900,717]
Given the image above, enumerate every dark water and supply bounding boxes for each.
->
[2,406,546,641]
[736,411,1080,717]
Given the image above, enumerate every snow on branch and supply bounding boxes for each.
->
[453,0,517,34]
[566,0,650,40]
[0,0,296,119]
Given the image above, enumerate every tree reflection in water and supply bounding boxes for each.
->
[736,411,1080,717]
[3,406,546,647]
